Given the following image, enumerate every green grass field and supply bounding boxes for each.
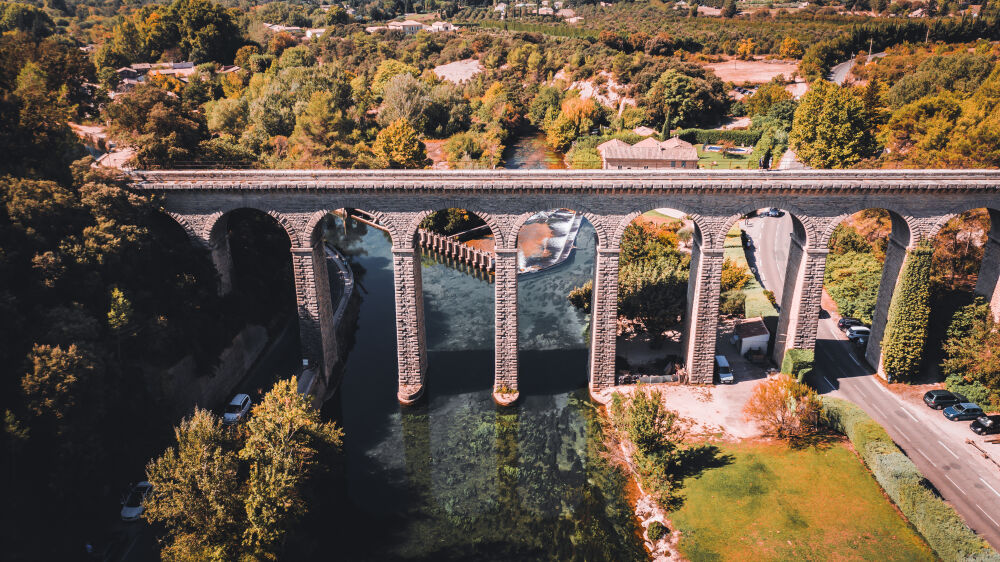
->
[724,224,778,319]
[697,145,756,170]
[671,441,936,562]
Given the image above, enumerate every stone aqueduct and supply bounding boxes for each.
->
[132,169,1000,404]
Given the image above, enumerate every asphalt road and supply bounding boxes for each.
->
[829,52,888,85]
[747,215,1000,549]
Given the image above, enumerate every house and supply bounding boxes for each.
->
[305,28,326,40]
[494,2,507,11]
[538,7,554,15]
[429,21,455,32]
[263,23,304,35]
[388,20,425,35]
[113,61,198,94]
[566,16,584,23]
[732,317,770,355]
[596,136,699,169]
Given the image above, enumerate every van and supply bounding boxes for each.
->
[715,355,734,384]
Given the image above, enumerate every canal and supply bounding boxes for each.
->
[316,214,646,561]
[502,130,567,170]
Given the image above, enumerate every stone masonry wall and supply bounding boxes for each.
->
[590,248,620,390]
[136,170,1000,403]
[494,249,519,392]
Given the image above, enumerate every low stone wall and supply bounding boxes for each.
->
[152,324,269,420]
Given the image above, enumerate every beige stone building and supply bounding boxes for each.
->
[596,137,699,169]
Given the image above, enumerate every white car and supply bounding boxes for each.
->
[121,481,153,521]
[223,393,252,425]
[846,325,871,341]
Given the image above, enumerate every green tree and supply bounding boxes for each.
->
[372,118,430,169]
[721,0,737,17]
[371,59,419,98]
[881,242,933,382]
[789,81,879,168]
[144,409,244,561]
[105,84,208,168]
[239,378,343,558]
[618,256,689,338]
[286,91,354,168]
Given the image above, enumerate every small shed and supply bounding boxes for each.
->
[733,317,769,355]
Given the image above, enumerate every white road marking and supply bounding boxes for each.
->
[917,448,939,467]
[945,474,966,496]
[822,376,837,393]
[981,478,1000,499]
[856,386,870,400]
[938,440,960,460]
[890,422,907,438]
[901,408,919,423]
[850,354,861,366]
[977,504,1000,527]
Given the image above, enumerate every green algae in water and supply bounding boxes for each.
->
[317,214,646,561]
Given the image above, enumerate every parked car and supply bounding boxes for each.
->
[923,390,967,410]
[846,325,871,341]
[838,317,864,331]
[715,355,734,384]
[763,208,782,217]
[120,481,153,521]
[223,393,252,425]
[943,402,986,421]
[971,415,1000,435]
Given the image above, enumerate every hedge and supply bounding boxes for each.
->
[881,242,933,382]
[781,348,814,382]
[674,128,762,147]
[822,397,1000,562]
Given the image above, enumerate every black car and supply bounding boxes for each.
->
[971,415,1000,435]
[923,390,966,410]
[838,317,863,331]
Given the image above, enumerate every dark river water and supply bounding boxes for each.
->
[502,130,567,170]
[316,215,646,561]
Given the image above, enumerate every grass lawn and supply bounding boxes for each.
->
[670,441,936,562]
[697,144,756,170]
[724,224,778,320]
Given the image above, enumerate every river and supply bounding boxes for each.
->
[315,215,646,561]
[502,130,567,169]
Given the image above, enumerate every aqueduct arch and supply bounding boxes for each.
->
[133,169,1000,404]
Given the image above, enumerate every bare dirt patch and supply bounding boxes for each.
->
[464,236,494,252]
[433,58,484,84]
[704,58,799,84]
[423,139,448,169]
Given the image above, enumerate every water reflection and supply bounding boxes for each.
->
[320,215,644,561]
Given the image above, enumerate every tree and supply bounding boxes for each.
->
[721,258,752,292]
[371,59,419,98]
[789,81,879,168]
[104,84,208,168]
[736,38,756,60]
[21,344,96,422]
[145,378,343,560]
[239,378,342,558]
[941,297,1000,408]
[619,256,689,337]
[721,0,738,17]
[378,73,432,131]
[568,280,593,313]
[286,91,354,168]
[881,242,932,382]
[778,37,804,59]
[144,409,244,561]
[743,374,821,438]
[372,118,430,169]
[745,81,793,118]
[644,68,728,131]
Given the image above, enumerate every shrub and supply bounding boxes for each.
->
[647,521,667,541]
[720,290,746,317]
[743,374,822,438]
[821,397,1000,562]
[675,128,762,146]
[780,349,814,381]
[881,243,933,382]
[721,258,753,292]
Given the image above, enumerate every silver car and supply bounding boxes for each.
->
[121,481,153,521]
[223,393,252,425]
